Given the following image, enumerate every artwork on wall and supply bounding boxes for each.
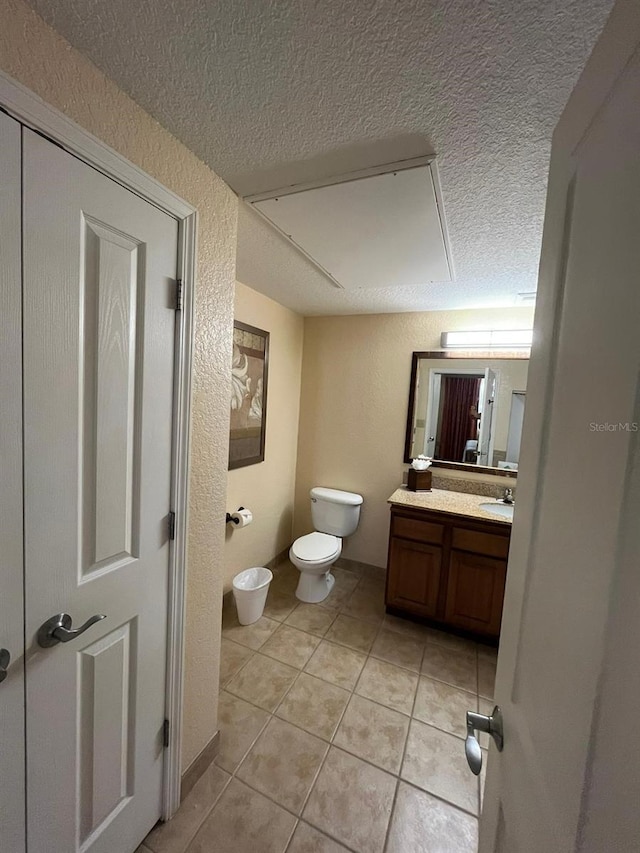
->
[229,321,269,469]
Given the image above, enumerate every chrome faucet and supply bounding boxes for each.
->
[502,488,514,505]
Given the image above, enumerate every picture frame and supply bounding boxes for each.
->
[229,321,269,469]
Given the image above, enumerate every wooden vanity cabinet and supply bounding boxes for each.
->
[385,506,510,641]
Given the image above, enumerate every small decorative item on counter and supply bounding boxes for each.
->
[411,454,432,471]
[407,457,433,491]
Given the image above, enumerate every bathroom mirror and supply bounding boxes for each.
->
[404,351,529,475]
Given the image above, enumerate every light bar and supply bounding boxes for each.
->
[440,329,533,349]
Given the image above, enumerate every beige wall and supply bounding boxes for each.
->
[294,307,535,567]
[225,283,304,589]
[0,0,236,771]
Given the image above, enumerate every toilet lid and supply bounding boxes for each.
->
[292,532,340,562]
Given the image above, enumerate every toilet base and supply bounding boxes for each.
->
[295,570,336,604]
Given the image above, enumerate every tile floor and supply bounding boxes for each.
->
[142,560,497,853]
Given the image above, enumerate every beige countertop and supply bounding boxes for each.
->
[387,486,513,526]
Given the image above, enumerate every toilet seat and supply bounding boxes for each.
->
[291,532,340,563]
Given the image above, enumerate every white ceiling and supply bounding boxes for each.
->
[27,0,614,315]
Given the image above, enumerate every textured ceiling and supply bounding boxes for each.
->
[28,0,614,314]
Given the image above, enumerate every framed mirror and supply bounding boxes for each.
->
[404,350,529,476]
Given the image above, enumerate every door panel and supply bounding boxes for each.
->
[387,538,442,617]
[0,111,26,853]
[445,550,506,636]
[23,129,178,853]
[479,11,640,852]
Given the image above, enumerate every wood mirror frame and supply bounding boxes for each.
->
[403,349,529,478]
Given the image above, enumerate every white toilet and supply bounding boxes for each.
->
[290,487,363,603]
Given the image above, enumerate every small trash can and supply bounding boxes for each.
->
[232,567,273,625]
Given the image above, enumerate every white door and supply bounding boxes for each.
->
[477,368,497,465]
[22,129,178,853]
[479,4,640,851]
[0,111,26,853]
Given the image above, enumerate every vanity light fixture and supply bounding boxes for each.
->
[440,329,533,349]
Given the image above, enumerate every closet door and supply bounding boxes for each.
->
[0,111,26,852]
[23,129,178,853]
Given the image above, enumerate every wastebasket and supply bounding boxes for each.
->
[232,567,273,625]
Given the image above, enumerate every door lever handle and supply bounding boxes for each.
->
[0,648,11,683]
[465,705,504,775]
[37,613,106,648]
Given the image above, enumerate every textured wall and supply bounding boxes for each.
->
[294,307,534,567]
[225,283,304,589]
[0,0,237,771]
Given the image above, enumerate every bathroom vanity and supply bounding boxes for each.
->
[386,488,512,643]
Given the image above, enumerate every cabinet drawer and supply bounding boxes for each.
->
[392,515,444,545]
[452,527,509,559]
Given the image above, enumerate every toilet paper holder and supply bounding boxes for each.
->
[226,507,246,525]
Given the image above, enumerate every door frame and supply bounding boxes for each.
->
[0,69,195,821]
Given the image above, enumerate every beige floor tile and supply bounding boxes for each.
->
[286,821,350,852]
[237,717,328,814]
[355,657,418,716]
[370,627,425,672]
[219,638,254,687]
[145,763,230,853]
[263,589,299,622]
[285,603,337,637]
[341,582,386,624]
[261,624,321,669]
[136,846,154,853]
[421,644,478,693]
[276,672,350,741]
[304,640,367,690]
[382,614,434,643]
[187,778,296,853]
[226,653,298,712]
[325,614,379,653]
[331,566,361,593]
[214,691,270,773]
[386,781,478,853]
[303,747,396,853]
[478,655,497,699]
[426,628,478,655]
[221,615,279,650]
[401,720,478,814]
[334,694,409,774]
[318,585,354,612]
[413,676,477,739]
[477,643,498,661]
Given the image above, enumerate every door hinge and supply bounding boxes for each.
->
[175,279,183,311]
[163,718,170,749]
[168,511,176,541]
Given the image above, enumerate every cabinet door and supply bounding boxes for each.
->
[445,549,507,637]
[387,538,442,618]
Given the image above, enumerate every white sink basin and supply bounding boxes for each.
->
[479,501,514,520]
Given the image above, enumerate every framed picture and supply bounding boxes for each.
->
[229,321,269,469]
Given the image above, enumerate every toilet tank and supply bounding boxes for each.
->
[310,487,363,537]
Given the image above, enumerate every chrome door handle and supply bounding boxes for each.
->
[37,613,106,648]
[465,705,504,775]
[0,648,10,683]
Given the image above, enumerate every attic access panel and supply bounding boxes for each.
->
[250,164,452,290]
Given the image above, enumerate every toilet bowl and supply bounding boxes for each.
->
[289,532,342,603]
[290,487,363,603]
